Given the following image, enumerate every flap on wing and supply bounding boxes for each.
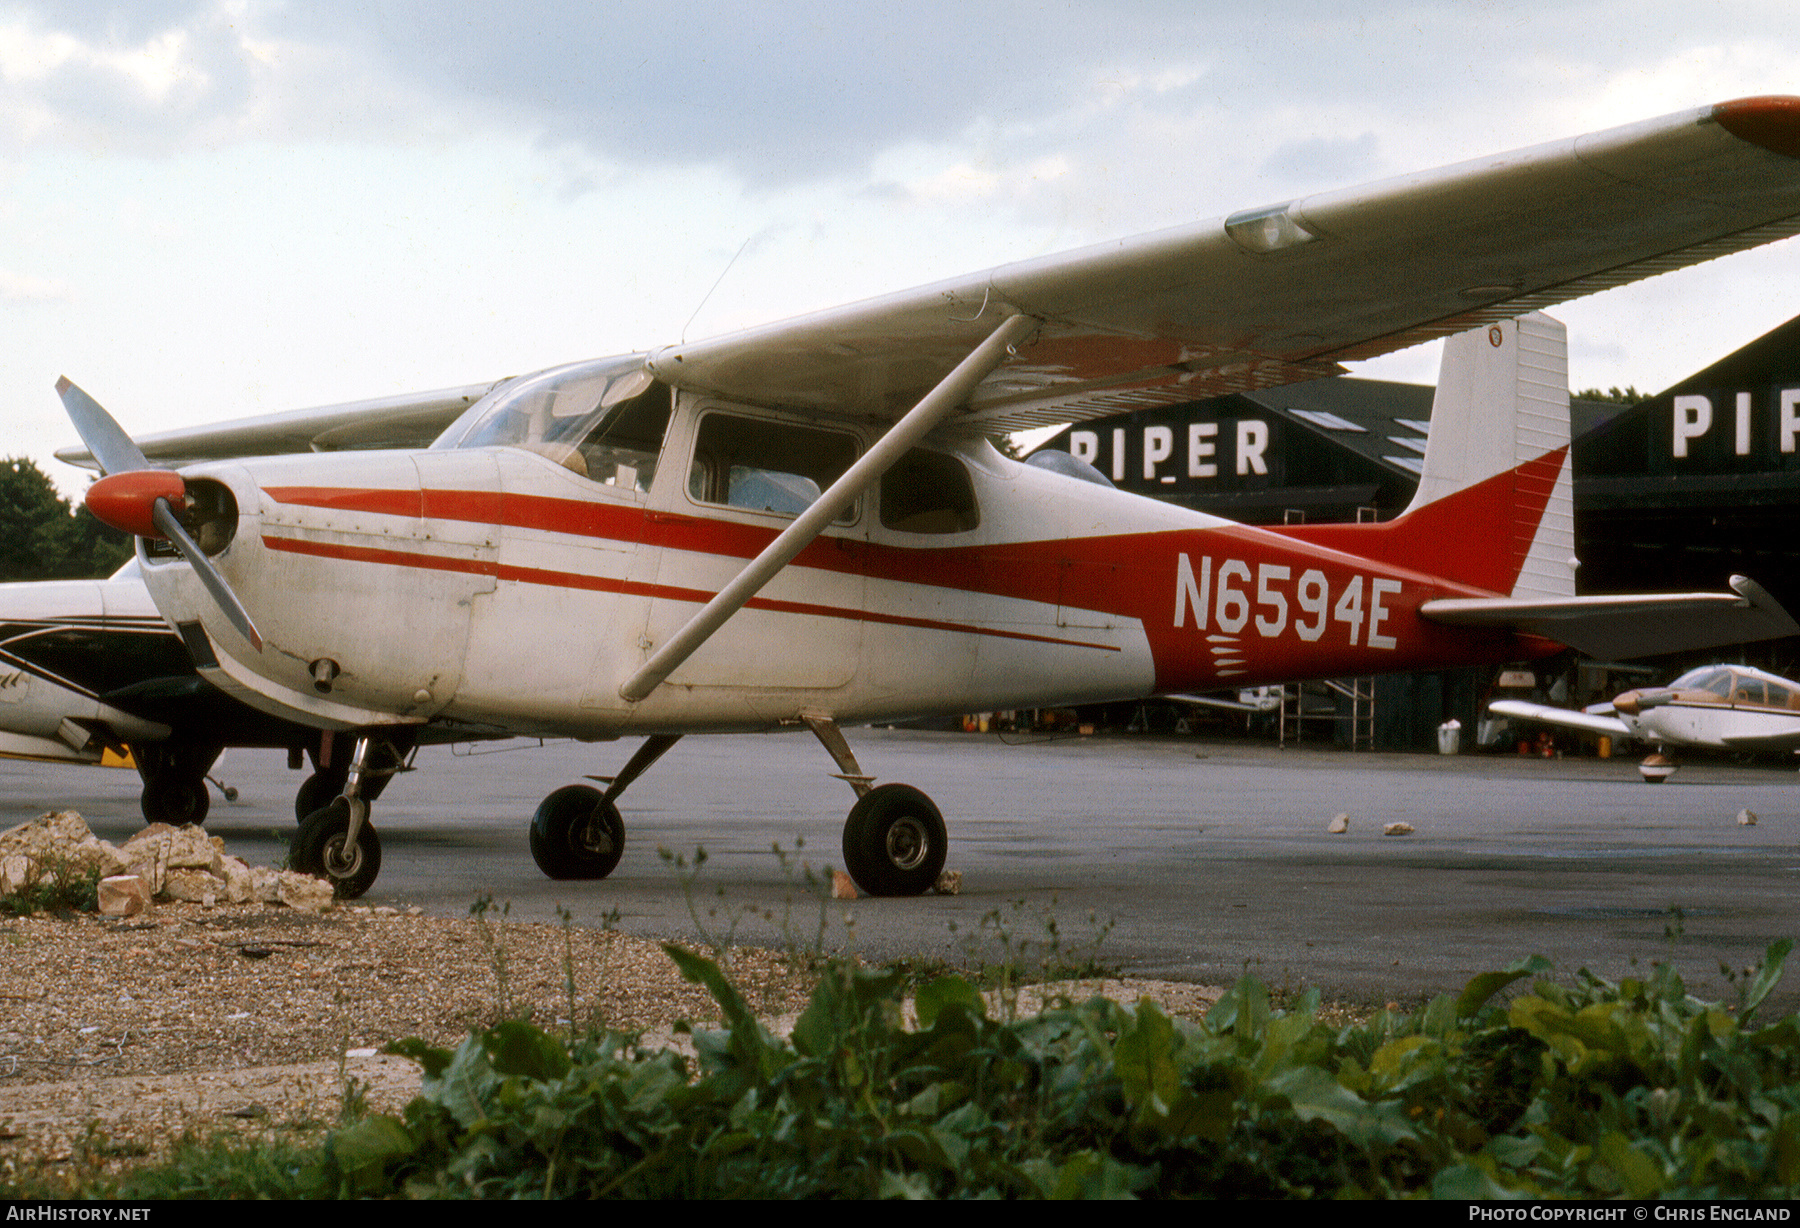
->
[1720,729,1800,752]
[648,98,1800,432]
[1488,699,1631,738]
[54,381,504,470]
[1421,576,1800,660]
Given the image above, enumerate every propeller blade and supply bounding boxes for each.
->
[56,377,149,475]
[55,376,265,653]
[150,499,264,652]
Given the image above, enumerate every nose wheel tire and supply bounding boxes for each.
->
[841,783,946,897]
[530,785,626,880]
[293,797,382,899]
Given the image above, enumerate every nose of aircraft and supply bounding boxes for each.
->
[1612,688,1674,715]
[85,470,187,538]
[56,377,264,651]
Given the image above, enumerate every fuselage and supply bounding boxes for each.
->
[134,363,1545,739]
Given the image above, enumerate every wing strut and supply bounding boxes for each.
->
[619,311,1038,702]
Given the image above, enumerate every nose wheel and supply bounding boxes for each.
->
[292,797,382,899]
[289,733,410,899]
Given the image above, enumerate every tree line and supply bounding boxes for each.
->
[0,456,134,582]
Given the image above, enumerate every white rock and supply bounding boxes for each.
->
[1383,822,1415,837]
[163,868,219,905]
[1738,808,1758,826]
[98,875,151,918]
[933,869,963,895]
[277,871,335,913]
[1327,813,1349,834]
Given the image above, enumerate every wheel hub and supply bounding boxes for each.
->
[324,836,362,877]
[885,816,929,870]
[579,813,616,855]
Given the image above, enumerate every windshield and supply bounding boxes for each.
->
[432,354,670,491]
[1668,666,1732,696]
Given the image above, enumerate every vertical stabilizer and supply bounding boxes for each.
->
[1404,313,1576,600]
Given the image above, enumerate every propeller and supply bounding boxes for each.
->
[57,378,264,651]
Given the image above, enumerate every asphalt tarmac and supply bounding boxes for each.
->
[8,728,1800,1007]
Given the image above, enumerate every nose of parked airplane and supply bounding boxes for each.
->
[56,377,264,651]
[1612,688,1674,716]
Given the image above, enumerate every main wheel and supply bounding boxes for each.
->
[530,785,626,880]
[292,798,382,899]
[841,783,946,897]
[293,770,346,821]
[141,775,209,826]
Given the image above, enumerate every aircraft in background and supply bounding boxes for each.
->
[1491,664,1800,782]
[0,560,404,823]
[56,98,1800,899]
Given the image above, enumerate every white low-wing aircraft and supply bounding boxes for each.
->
[55,97,1800,899]
[1492,664,1800,782]
[0,560,422,823]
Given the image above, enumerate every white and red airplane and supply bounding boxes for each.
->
[1493,664,1800,782]
[54,97,1800,899]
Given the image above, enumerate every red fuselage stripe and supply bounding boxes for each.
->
[260,534,1122,653]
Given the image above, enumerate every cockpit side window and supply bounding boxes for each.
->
[1732,676,1767,705]
[880,449,979,534]
[687,412,858,521]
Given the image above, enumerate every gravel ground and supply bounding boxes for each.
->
[0,896,1221,1189]
[0,899,812,1183]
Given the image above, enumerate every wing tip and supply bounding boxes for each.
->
[54,375,71,395]
[1713,96,1800,159]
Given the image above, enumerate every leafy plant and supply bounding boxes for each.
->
[61,939,1800,1198]
[0,855,100,917]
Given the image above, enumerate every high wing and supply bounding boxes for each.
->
[53,99,1800,463]
[1418,576,1800,660]
[1488,700,1632,739]
[648,97,1800,434]
[54,380,504,471]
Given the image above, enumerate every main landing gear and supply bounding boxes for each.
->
[529,734,679,879]
[802,715,947,897]
[133,742,225,826]
[291,732,413,899]
[529,719,948,897]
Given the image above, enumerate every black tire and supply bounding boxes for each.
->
[141,775,209,826]
[529,785,625,880]
[293,770,346,822]
[841,783,946,897]
[292,798,382,900]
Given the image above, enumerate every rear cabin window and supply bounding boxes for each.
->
[687,413,858,521]
[880,449,979,534]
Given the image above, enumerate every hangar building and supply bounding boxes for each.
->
[1030,313,1800,748]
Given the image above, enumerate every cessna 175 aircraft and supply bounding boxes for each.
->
[1492,664,1800,782]
[55,97,1800,899]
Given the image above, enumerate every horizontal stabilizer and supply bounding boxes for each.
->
[1488,699,1631,738]
[1420,576,1800,660]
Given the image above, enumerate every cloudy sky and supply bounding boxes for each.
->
[7,1,1800,494]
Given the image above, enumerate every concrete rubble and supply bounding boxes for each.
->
[0,810,335,914]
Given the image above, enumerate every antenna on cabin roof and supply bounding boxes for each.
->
[681,230,760,345]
